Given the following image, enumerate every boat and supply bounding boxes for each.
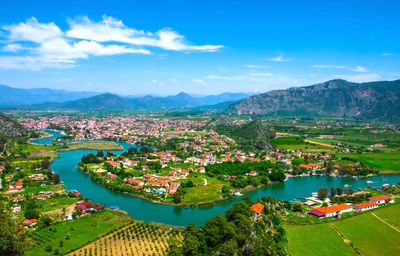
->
[366,180,373,184]
[381,178,387,181]
[344,184,349,188]
[233,192,243,196]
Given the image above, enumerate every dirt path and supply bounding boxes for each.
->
[329,223,361,255]
[305,139,338,148]
[371,212,400,233]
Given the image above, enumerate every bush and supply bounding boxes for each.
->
[46,245,52,252]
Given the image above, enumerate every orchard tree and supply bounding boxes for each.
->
[318,188,328,201]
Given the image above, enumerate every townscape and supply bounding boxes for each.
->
[1,1,400,256]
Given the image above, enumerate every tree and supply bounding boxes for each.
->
[0,200,32,255]
[174,186,183,204]
[292,202,303,212]
[337,187,343,196]
[318,188,328,201]
[186,180,194,188]
[330,187,336,198]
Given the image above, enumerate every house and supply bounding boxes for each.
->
[127,179,144,186]
[368,195,395,204]
[198,167,206,173]
[76,201,105,213]
[107,173,117,179]
[354,201,378,212]
[25,219,37,227]
[250,203,265,220]
[247,171,258,176]
[169,182,180,195]
[10,196,23,202]
[12,205,21,213]
[309,204,352,218]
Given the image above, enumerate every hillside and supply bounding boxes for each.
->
[0,114,27,137]
[207,116,275,150]
[0,84,98,107]
[229,79,400,122]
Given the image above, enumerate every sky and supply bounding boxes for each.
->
[0,0,399,96]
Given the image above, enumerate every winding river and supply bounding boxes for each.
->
[34,130,400,226]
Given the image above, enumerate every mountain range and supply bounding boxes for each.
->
[229,79,400,122]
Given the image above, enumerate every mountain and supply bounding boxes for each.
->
[0,114,26,137]
[0,84,99,106]
[229,79,400,122]
[19,92,252,111]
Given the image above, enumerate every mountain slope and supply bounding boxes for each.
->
[0,114,26,137]
[0,84,98,106]
[229,79,400,122]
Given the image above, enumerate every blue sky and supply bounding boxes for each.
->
[0,0,399,95]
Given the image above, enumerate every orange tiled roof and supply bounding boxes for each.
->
[369,195,394,201]
[314,204,352,214]
[355,201,377,208]
[250,203,265,214]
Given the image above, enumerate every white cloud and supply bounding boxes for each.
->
[311,64,367,73]
[193,79,208,85]
[381,52,393,56]
[66,15,223,52]
[266,56,291,62]
[0,15,223,70]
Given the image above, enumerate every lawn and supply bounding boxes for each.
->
[337,152,400,172]
[182,174,228,206]
[373,203,400,229]
[37,196,78,213]
[285,204,400,256]
[334,212,400,256]
[286,224,356,256]
[28,210,132,256]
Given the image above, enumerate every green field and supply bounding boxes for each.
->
[337,152,400,172]
[286,224,356,256]
[64,141,123,151]
[270,136,336,153]
[286,204,400,256]
[37,197,78,213]
[28,210,132,256]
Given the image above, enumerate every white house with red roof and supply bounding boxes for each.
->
[368,195,395,204]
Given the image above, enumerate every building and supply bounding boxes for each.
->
[354,201,378,212]
[76,201,105,213]
[169,182,180,195]
[368,195,395,204]
[250,203,265,220]
[309,204,352,218]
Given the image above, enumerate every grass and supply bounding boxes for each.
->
[37,197,78,213]
[286,204,400,256]
[28,210,132,256]
[286,224,356,256]
[182,174,229,206]
[337,152,400,172]
[64,141,123,151]
[373,203,400,229]
[334,212,400,256]
[269,136,336,153]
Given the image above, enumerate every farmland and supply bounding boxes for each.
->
[67,221,182,256]
[337,152,400,172]
[286,204,400,256]
[28,210,132,256]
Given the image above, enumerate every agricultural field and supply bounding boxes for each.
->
[64,141,123,151]
[37,197,78,214]
[269,136,336,153]
[28,210,132,256]
[67,221,182,256]
[286,223,356,256]
[337,152,400,172]
[286,204,400,256]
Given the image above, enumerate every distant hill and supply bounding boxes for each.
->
[0,84,99,106]
[229,79,400,122]
[18,92,252,111]
[0,114,26,137]
[206,115,275,150]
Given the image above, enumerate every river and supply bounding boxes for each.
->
[34,130,400,226]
